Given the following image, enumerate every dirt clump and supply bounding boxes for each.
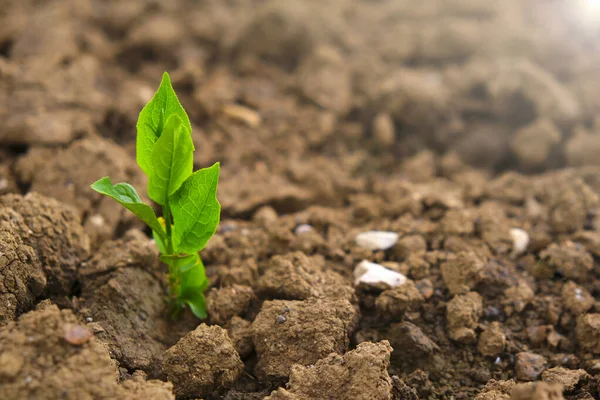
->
[474,379,515,400]
[0,302,173,399]
[538,241,593,281]
[446,291,483,343]
[576,314,600,354]
[441,251,484,295]
[13,135,146,244]
[162,323,243,399]
[0,192,89,296]
[541,366,588,393]
[77,230,195,374]
[515,352,548,381]
[385,321,439,370]
[265,341,396,400]
[511,382,564,400]
[478,322,506,357]
[206,284,255,326]
[252,298,358,380]
[375,280,425,321]
[0,213,45,325]
[257,252,355,302]
[561,281,594,316]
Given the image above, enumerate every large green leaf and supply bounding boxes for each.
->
[147,115,194,205]
[136,72,192,177]
[91,177,166,240]
[171,163,221,254]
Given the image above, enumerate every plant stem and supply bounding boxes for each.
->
[162,203,174,255]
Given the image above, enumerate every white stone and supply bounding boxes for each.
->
[510,228,530,256]
[295,224,314,235]
[353,260,407,288]
[355,231,399,251]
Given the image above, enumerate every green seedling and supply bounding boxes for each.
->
[91,72,220,319]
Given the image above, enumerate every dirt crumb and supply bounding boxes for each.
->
[257,252,354,302]
[0,213,45,325]
[162,324,243,399]
[447,292,483,343]
[541,366,588,393]
[0,192,89,295]
[206,284,255,326]
[511,382,564,400]
[441,251,484,295]
[576,314,600,354]
[515,352,547,382]
[252,298,357,380]
[375,281,425,321]
[561,281,593,316]
[265,341,394,400]
[538,241,593,281]
[478,322,506,357]
[475,380,515,400]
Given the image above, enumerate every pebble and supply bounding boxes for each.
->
[276,315,287,324]
[295,224,314,235]
[353,260,407,288]
[63,324,93,345]
[355,231,399,251]
[510,228,529,257]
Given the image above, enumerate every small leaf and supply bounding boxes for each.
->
[147,115,194,205]
[136,72,192,177]
[184,292,207,319]
[91,177,166,240]
[171,163,220,254]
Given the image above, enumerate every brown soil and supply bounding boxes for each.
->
[3,0,600,399]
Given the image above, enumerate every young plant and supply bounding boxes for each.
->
[91,72,220,319]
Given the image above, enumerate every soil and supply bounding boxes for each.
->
[3,0,600,399]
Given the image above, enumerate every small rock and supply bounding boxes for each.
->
[510,228,530,257]
[354,260,407,289]
[515,352,547,381]
[162,324,243,399]
[294,224,313,235]
[376,281,424,320]
[222,104,261,127]
[355,231,399,251]
[63,324,93,345]
[542,366,588,392]
[478,322,506,357]
[447,292,483,343]
[576,314,600,353]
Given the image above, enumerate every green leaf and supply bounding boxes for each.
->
[171,162,221,254]
[136,72,192,177]
[147,115,194,205]
[91,177,166,241]
[161,253,209,319]
[153,229,167,254]
[184,292,207,319]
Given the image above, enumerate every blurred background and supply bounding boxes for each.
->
[1,0,600,239]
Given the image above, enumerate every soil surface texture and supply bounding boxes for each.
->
[2,0,600,399]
